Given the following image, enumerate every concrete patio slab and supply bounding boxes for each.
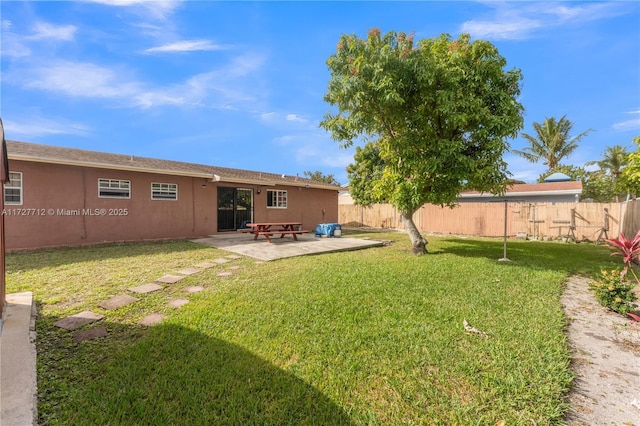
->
[156,274,185,284]
[128,283,163,294]
[98,295,139,310]
[186,286,205,293]
[194,262,215,269]
[73,327,107,343]
[225,255,242,259]
[177,268,201,275]
[53,311,104,330]
[217,272,233,277]
[212,258,230,264]
[191,233,386,261]
[138,313,165,326]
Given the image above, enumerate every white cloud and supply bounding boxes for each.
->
[28,22,76,41]
[286,113,308,124]
[19,60,142,99]
[613,111,640,132]
[3,116,91,139]
[460,2,629,40]
[143,39,228,54]
[86,0,182,20]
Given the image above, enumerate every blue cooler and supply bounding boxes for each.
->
[315,223,342,237]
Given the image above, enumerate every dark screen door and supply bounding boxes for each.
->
[217,187,253,231]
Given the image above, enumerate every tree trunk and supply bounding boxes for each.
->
[401,210,428,254]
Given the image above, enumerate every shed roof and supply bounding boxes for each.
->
[460,181,582,199]
[7,140,339,190]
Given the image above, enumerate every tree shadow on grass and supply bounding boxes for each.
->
[437,237,615,275]
[38,319,354,425]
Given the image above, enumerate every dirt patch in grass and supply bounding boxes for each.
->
[562,275,640,425]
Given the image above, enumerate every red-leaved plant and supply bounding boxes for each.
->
[605,229,640,281]
[605,230,640,320]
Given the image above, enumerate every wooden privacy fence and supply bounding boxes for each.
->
[339,199,640,241]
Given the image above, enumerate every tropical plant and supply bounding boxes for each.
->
[589,269,637,315]
[321,29,524,254]
[587,145,630,180]
[605,229,640,275]
[513,115,592,172]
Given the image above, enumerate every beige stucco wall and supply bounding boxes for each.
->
[5,160,338,250]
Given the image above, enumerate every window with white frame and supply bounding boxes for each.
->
[151,182,178,200]
[266,189,287,208]
[98,178,131,199]
[4,172,23,205]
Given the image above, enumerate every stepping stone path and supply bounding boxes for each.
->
[139,313,165,326]
[98,295,139,310]
[73,327,107,343]
[178,268,201,276]
[53,311,104,331]
[129,283,163,294]
[156,274,185,284]
[168,299,189,308]
[55,255,246,336]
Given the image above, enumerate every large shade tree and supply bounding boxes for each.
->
[320,29,524,254]
[512,115,592,172]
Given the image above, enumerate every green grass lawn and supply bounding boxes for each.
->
[6,232,615,425]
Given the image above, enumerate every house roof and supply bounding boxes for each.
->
[7,140,339,190]
[460,181,582,199]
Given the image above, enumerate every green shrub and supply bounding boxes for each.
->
[589,269,638,315]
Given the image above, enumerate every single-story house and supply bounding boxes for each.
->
[4,140,340,251]
[459,180,583,203]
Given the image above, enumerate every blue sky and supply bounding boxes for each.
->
[1,1,639,184]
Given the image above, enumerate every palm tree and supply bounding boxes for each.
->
[586,145,629,180]
[512,115,592,172]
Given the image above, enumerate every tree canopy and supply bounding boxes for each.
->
[321,29,524,253]
[302,170,340,186]
[621,136,640,197]
[513,115,592,172]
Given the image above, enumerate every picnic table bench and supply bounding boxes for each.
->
[241,222,309,243]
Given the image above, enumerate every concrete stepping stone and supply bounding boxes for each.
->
[53,311,104,331]
[138,314,165,326]
[128,283,163,294]
[228,265,241,270]
[156,274,185,284]
[194,262,215,269]
[226,255,242,260]
[217,272,233,278]
[73,327,107,343]
[98,295,139,310]
[168,299,189,308]
[177,268,201,276]
[213,258,230,264]
[186,286,205,293]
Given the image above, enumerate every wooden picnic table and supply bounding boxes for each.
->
[242,222,309,243]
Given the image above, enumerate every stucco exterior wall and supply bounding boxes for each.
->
[5,161,338,250]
